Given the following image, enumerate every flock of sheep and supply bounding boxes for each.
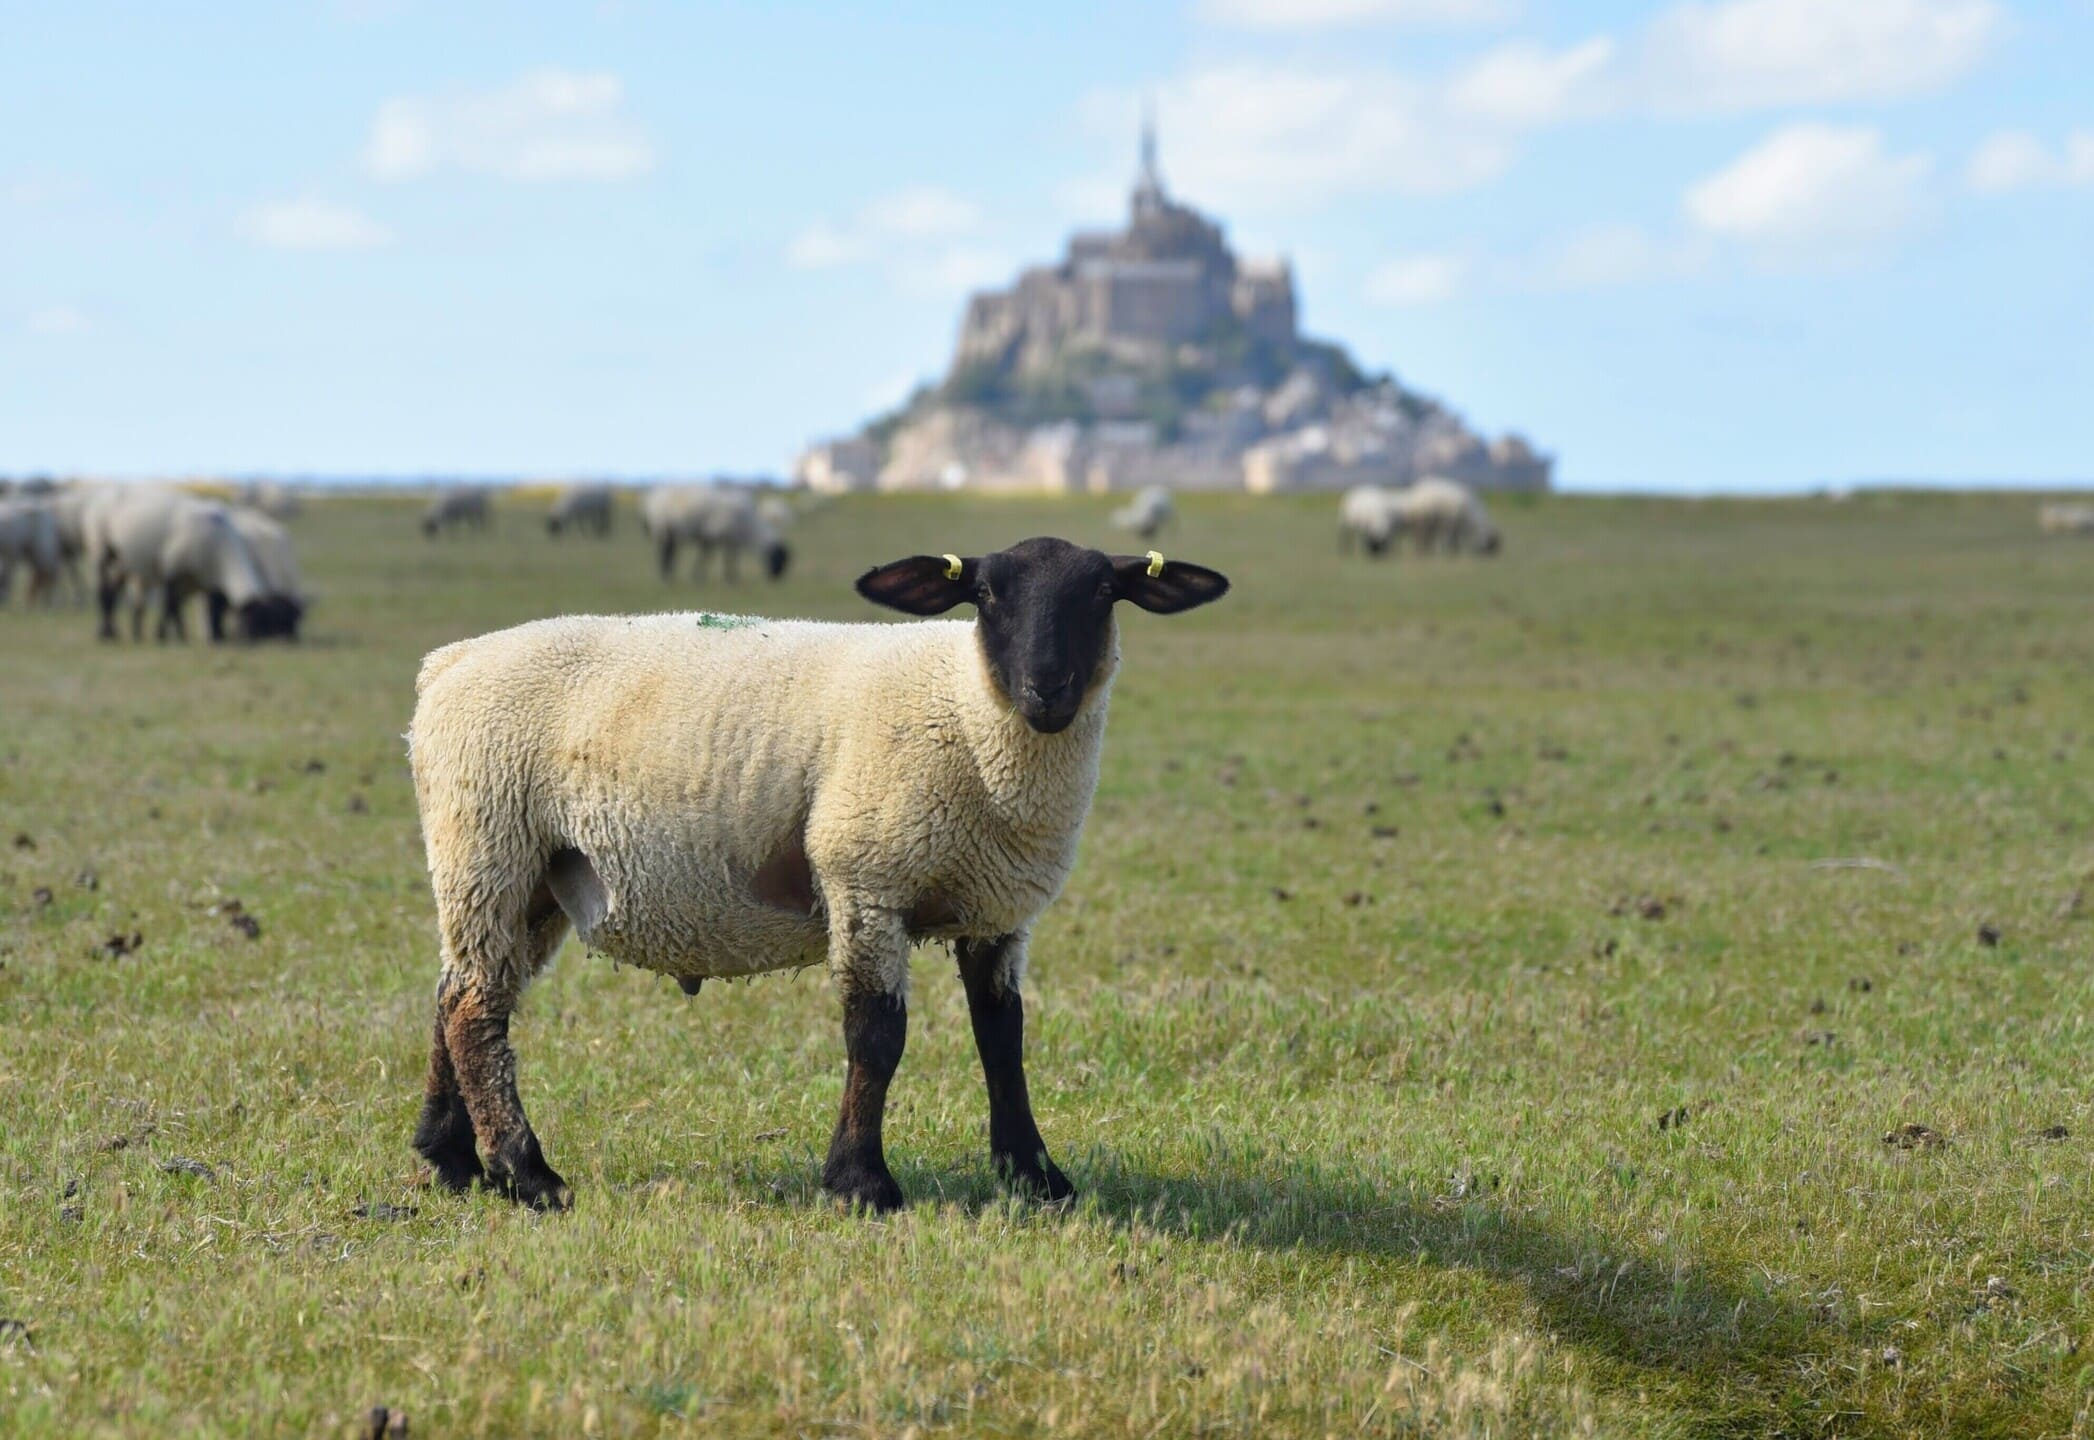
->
[0,483,308,640]
[1105,477,1506,558]
[420,482,801,582]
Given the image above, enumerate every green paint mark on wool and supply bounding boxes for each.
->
[695,612,762,631]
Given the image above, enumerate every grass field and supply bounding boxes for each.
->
[3,489,2092,1438]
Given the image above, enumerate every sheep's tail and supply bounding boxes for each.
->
[414,640,473,697]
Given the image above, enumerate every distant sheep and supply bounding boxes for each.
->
[546,484,614,538]
[0,499,64,607]
[2038,503,2094,537]
[642,485,790,582]
[403,536,1229,1211]
[225,507,308,640]
[1394,477,1501,557]
[1338,485,1404,557]
[1111,486,1175,541]
[423,487,491,538]
[84,488,298,642]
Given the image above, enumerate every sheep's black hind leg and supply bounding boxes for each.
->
[957,934,1073,1203]
[412,994,482,1192]
[441,978,570,1210]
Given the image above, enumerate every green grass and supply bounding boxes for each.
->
[3,489,2092,1437]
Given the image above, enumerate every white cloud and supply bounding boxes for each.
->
[26,304,91,337]
[1513,223,1709,290]
[1685,124,1932,262]
[1364,252,1471,305]
[239,196,393,251]
[785,221,859,270]
[896,246,1014,299]
[1448,37,1618,127]
[786,188,1002,296]
[1642,0,2000,113]
[1081,65,1512,216]
[861,185,981,238]
[1966,129,2094,192]
[363,69,655,183]
[1199,0,1507,28]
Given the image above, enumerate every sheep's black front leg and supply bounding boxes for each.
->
[957,934,1073,1203]
[822,989,907,1213]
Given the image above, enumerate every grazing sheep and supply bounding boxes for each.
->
[1338,484,1404,558]
[2038,503,2094,537]
[642,485,790,582]
[85,488,291,642]
[1111,486,1175,541]
[225,507,308,640]
[1394,477,1501,557]
[546,484,615,538]
[0,499,64,607]
[404,536,1230,1211]
[422,487,491,538]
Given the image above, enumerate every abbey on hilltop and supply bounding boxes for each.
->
[797,122,1551,496]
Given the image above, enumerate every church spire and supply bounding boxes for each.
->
[1132,102,1166,217]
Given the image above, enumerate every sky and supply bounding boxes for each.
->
[1,0,2089,493]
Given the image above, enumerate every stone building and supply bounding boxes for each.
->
[799,123,1552,495]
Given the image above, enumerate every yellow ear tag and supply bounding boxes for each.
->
[1145,550,1166,577]
[942,553,963,580]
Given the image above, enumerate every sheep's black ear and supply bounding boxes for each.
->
[856,554,977,615]
[1111,555,1230,614]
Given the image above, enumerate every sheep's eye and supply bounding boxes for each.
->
[1095,581,1115,602]
[977,583,996,607]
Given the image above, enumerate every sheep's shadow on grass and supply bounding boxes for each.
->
[742,1150,1899,1437]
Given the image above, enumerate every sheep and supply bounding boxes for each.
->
[546,484,615,538]
[0,499,64,607]
[422,486,491,538]
[1393,477,1501,557]
[1111,486,1175,541]
[404,535,1230,1212]
[1337,484,1404,558]
[224,507,308,640]
[47,485,99,604]
[641,484,790,582]
[85,488,291,642]
[2038,503,2094,537]
[755,492,798,534]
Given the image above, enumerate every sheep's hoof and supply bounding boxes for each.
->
[822,1163,905,1215]
[998,1152,1076,1206]
[488,1134,573,1212]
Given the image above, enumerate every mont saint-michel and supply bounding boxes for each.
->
[797,126,1551,496]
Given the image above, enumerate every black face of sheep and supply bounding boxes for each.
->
[765,541,791,580]
[857,536,1230,734]
[1479,533,1502,557]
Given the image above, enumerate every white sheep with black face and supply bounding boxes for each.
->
[641,484,791,582]
[422,486,491,538]
[546,483,614,538]
[83,488,295,642]
[404,536,1229,1213]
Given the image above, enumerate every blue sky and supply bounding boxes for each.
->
[1,0,2089,491]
